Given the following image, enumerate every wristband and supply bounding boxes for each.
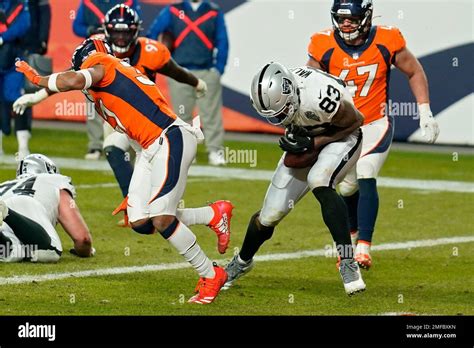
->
[47,73,60,92]
[418,103,432,118]
[77,69,93,89]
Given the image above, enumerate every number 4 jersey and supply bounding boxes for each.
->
[0,174,76,226]
[308,26,406,125]
[289,66,354,130]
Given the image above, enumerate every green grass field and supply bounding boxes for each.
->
[0,129,472,315]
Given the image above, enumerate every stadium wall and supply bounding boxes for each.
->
[36,0,473,145]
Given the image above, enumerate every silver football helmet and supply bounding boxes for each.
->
[17,154,59,179]
[250,62,300,126]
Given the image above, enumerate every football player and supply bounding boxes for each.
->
[13,5,232,254]
[224,62,366,296]
[0,154,94,262]
[15,38,227,304]
[307,0,440,269]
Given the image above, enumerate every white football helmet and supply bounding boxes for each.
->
[250,62,300,126]
[17,154,59,179]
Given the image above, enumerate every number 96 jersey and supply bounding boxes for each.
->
[0,174,76,225]
[308,26,406,125]
[290,66,354,131]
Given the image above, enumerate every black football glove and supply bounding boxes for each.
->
[279,133,313,154]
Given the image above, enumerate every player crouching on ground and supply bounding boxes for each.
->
[0,154,94,262]
[225,62,366,296]
[15,38,227,304]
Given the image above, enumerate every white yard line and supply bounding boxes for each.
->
[0,236,472,286]
[76,177,228,189]
[1,155,472,192]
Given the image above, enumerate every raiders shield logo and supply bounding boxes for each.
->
[281,78,292,95]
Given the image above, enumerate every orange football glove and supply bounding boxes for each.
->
[15,60,41,85]
[112,196,129,227]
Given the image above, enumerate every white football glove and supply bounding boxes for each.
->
[195,78,207,98]
[418,103,439,143]
[13,89,49,115]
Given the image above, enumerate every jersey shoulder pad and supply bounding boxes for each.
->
[375,25,406,53]
[308,29,336,63]
[38,174,76,199]
[137,37,171,70]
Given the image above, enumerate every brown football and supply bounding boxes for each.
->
[283,149,320,168]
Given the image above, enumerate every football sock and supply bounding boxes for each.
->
[239,211,274,262]
[342,190,359,232]
[163,218,215,278]
[176,206,214,226]
[357,178,379,243]
[104,146,134,197]
[4,209,53,250]
[312,187,353,259]
[16,130,31,157]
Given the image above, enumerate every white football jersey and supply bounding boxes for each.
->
[290,66,354,132]
[0,174,76,225]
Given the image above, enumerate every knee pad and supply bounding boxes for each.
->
[339,180,359,197]
[132,220,155,235]
[31,249,61,263]
[103,132,130,152]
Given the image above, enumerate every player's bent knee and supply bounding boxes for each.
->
[131,219,155,235]
[152,215,177,234]
[258,209,285,228]
[31,250,61,263]
[339,181,358,197]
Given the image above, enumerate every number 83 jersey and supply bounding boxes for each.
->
[290,66,354,130]
[308,26,406,125]
[0,174,76,225]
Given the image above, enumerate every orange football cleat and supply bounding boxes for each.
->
[188,265,228,304]
[208,200,234,254]
[355,240,372,270]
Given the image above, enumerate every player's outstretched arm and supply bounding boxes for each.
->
[313,99,364,150]
[15,61,105,93]
[57,190,95,258]
[157,58,207,97]
[394,47,439,143]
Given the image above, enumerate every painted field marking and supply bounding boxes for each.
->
[0,236,472,286]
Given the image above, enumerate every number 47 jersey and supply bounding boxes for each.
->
[290,66,354,131]
[0,174,76,226]
[308,26,406,125]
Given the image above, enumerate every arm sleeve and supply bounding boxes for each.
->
[2,1,31,42]
[146,6,171,40]
[38,0,51,46]
[72,2,89,38]
[214,10,229,75]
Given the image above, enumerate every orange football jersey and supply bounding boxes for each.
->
[123,37,171,80]
[81,52,177,149]
[308,26,406,124]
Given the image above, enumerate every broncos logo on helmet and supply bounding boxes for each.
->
[71,37,114,71]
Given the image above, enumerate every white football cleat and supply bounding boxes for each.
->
[208,151,226,166]
[339,258,366,296]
